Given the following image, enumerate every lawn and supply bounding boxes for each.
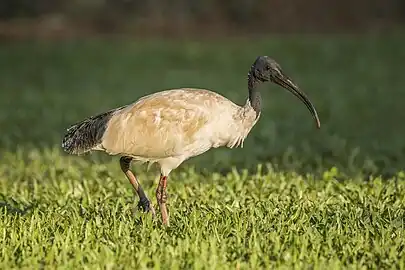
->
[0,34,405,269]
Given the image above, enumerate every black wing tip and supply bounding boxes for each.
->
[61,141,88,155]
[60,107,119,156]
[61,125,87,155]
[61,137,78,155]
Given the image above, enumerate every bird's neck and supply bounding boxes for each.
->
[248,72,261,118]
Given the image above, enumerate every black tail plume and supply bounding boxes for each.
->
[61,106,124,155]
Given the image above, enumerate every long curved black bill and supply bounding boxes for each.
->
[272,71,321,129]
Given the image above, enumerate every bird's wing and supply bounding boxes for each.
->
[100,88,236,158]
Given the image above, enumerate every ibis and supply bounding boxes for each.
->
[61,56,321,226]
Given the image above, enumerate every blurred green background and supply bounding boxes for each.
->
[1,0,405,177]
[1,2,405,269]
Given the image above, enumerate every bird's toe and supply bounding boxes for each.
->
[137,197,156,217]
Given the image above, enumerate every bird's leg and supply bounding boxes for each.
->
[156,174,169,226]
[120,156,155,217]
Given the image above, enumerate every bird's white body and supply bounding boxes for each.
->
[94,88,259,175]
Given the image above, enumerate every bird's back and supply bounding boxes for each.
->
[100,88,245,161]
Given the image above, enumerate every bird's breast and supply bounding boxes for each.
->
[195,110,258,150]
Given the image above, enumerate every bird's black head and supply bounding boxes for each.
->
[249,56,321,129]
[250,56,282,82]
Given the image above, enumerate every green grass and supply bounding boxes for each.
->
[1,34,405,268]
[1,152,405,269]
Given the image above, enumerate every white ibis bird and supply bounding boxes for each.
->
[61,56,320,226]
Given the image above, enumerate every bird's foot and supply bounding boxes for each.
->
[137,197,156,217]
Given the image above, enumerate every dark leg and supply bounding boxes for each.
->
[156,174,169,225]
[120,156,155,216]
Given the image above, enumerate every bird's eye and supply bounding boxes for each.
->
[265,65,271,70]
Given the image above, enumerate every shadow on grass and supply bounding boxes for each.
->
[0,194,37,216]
